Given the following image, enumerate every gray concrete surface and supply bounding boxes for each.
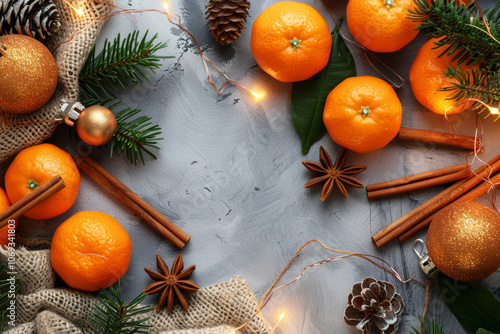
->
[25,0,500,332]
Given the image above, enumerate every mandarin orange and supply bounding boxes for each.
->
[0,187,17,246]
[5,143,80,220]
[409,38,481,115]
[323,76,402,153]
[51,211,132,292]
[346,0,419,53]
[251,1,332,82]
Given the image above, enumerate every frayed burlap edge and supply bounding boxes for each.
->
[0,248,271,334]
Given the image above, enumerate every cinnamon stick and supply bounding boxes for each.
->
[367,166,472,200]
[372,153,500,247]
[366,163,470,192]
[76,150,190,244]
[398,128,477,150]
[73,154,188,249]
[398,170,500,241]
[0,175,66,229]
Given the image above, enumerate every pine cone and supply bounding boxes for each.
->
[0,0,61,40]
[343,277,404,334]
[205,0,249,45]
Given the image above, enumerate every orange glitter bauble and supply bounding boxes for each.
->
[0,35,58,114]
[427,201,500,282]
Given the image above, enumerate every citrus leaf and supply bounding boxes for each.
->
[438,274,500,333]
[291,20,356,154]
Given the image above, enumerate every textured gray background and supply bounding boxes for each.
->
[24,0,500,333]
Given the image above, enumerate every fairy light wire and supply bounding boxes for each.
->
[54,3,261,99]
[228,239,429,333]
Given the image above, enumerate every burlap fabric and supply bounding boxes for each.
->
[0,248,270,334]
[0,0,112,182]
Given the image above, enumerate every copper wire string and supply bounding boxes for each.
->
[53,6,260,98]
[229,239,429,333]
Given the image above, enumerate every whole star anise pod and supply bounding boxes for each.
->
[302,146,366,201]
[144,254,200,313]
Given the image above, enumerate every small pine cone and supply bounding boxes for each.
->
[343,277,405,334]
[205,0,250,45]
[0,0,61,40]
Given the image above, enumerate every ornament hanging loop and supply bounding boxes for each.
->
[60,100,85,126]
[413,239,439,278]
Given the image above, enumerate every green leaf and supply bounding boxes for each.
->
[477,330,500,334]
[291,19,356,154]
[438,274,500,333]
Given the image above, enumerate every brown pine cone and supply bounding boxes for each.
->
[205,0,250,45]
[343,277,404,334]
[0,0,61,40]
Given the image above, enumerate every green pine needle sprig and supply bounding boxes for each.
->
[440,68,500,114]
[77,29,170,165]
[409,0,500,70]
[411,318,449,334]
[108,103,163,165]
[91,280,155,334]
[80,30,172,99]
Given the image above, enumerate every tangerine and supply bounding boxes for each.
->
[346,0,419,53]
[0,187,17,246]
[5,143,80,220]
[409,38,480,115]
[50,211,132,292]
[251,1,332,82]
[323,76,402,153]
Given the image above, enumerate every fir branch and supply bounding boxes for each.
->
[409,0,500,70]
[441,68,500,106]
[91,280,155,334]
[108,104,163,165]
[0,263,19,331]
[411,318,449,334]
[80,30,172,99]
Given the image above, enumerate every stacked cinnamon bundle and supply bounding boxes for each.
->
[371,153,500,247]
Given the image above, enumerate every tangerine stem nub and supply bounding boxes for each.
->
[359,106,371,117]
[27,179,39,190]
[290,37,302,51]
[384,0,394,8]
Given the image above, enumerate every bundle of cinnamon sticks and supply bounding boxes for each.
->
[73,151,191,249]
[371,153,500,247]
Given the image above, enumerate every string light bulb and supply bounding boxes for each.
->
[163,1,169,13]
[469,98,500,119]
[60,0,84,16]
[270,312,285,333]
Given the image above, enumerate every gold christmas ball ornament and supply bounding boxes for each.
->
[427,201,500,282]
[75,106,118,146]
[0,35,58,114]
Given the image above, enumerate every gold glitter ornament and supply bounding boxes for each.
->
[0,34,58,114]
[75,105,117,146]
[427,201,500,282]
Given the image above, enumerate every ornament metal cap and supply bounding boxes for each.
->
[413,239,439,277]
[60,100,85,126]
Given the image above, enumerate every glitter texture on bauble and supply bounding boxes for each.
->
[427,201,500,282]
[0,35,58,114]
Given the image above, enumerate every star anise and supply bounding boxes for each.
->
[143,254,200,313]
[302,146,366,201]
